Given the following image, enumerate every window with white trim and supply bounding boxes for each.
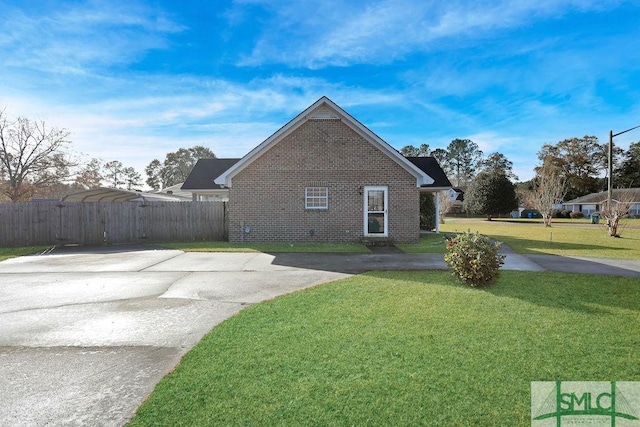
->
[305,187,328,209]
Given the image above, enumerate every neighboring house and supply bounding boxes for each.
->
[181,158,241,201]
[446,187,465,214]
[210,96,451,243]
[153,182,194,199]
[563,188,640,216]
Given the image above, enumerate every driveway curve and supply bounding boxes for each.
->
[0,246,350,427]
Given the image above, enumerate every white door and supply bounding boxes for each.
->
[364,186,388,237]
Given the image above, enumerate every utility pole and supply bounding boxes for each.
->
[608,129,613,208]
[608,124,640,207]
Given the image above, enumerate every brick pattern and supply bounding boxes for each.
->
[228,119,420,243]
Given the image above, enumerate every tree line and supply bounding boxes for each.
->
[401,135,639,198]
[0,108,215,202]
[2,107,639,207]
[402,135,640,232]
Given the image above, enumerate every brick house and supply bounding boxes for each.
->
[181,158,240,201]
[204,97,451,244]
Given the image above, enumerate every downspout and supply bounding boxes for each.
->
[435,191,440,234]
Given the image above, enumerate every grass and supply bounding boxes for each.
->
[128,270,640,426]
[398,218,640,259]
[440,218,640,259]
[161,218,640,259]
[157,241,371,253]
[0,246,50,261]
[396,233,450,254]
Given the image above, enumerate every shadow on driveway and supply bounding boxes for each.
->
[527,254,640,278]
[267,252,449,274]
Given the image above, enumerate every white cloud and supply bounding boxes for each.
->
[238,0,622,68]
[0,72,408,181]
[0,0,185,75]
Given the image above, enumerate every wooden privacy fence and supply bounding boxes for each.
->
[0,200,228,247]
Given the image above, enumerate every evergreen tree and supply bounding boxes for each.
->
[445,139,483,187]
[464,172,518,220]
[614,141,640,188]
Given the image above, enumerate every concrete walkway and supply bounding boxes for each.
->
[0,246,638,427]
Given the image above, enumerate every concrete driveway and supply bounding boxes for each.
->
[2,245,637,427]
[0,246,351,427]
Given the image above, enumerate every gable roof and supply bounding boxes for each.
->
[181,158,241,190]
[564,188,640,204]
[406,157,452,189]
[214,96,435,187]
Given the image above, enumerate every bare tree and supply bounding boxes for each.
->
[0,108,74,202]
[529,161,566,227]
[75,158,103,189]
[600,189,635,237]
[438,190,455,224]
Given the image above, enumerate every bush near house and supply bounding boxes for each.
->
[444,231,505,286]
[569,211,584,219]
[420,193,436,231]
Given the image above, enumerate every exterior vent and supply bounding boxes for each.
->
[310,107,339,120]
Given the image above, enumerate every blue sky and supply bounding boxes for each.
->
[1,0,640,183]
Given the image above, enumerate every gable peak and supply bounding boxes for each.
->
[309,106,339,120]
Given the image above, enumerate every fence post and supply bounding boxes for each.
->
[56,202,64,245]
[137,202,146,243]
[223,202,229,241]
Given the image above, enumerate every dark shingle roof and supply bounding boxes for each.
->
[405,157,452,189]
[181,158,241,190]
[564,188,640,204]
[183,156,452,190]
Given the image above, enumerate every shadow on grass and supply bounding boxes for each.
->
[361,270,640,315]
[487,233,630,255]
[489,271,640,314]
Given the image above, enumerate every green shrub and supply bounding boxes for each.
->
[444,231,505,286]
[552,209,570,218]
[420,193,436,231]
[569,211,584,219]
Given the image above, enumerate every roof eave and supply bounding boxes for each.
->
[214,96,434,188]
[420,186,452,192]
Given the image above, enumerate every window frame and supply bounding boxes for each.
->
[305,187,329,210]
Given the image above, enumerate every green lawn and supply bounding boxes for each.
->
[0,246,50,261]
[396,233,450,254]
[399,218,640,259]
[128,270,640,426]
[157,241,371,253]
